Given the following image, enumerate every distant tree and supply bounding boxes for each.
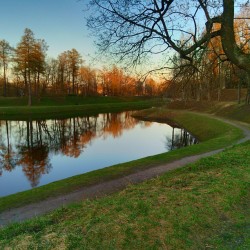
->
[57,51,69,93]
[145,78,157,96]
[67,48,82,94]
[99,67,110,96]
[78,66,98,96]
[33,39,47,97]
[98,66,132,96]
[57,49,82,95]
[0,40,13,97]
[135,80,144,96]
[15,28,47,105]
[108,66,124,96]
[44,58,59,94]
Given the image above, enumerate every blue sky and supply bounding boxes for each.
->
[0,0,95,64]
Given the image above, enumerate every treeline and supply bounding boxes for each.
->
[167,8,250,103]
[0,28,164,105]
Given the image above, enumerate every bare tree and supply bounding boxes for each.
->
[88,0,250,102]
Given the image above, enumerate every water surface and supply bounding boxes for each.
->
[0,111,197,197]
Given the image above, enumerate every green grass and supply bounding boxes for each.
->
[167,100,250,124]
[0,96,163,119]
[0,141,249,249]
[0,96,151,106]
[0,109,243,213]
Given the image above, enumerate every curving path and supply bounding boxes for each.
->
[1,115,250,227]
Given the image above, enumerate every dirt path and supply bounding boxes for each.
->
[1,116,250,227]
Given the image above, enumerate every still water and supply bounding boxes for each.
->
[0,111,197,197]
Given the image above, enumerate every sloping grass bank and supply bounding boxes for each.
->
[0,96,153,106]
[167,100,250,124]
[0,138,249,249]
[0,109,243,213]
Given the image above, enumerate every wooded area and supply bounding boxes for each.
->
[0,29,164,106]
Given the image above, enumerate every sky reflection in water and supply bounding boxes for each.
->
[0,112,197,197]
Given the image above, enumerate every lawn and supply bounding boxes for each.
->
[0,96,163,119]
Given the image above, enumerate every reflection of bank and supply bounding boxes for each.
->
[166,126,198,151]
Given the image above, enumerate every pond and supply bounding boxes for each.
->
[0,111,198,197]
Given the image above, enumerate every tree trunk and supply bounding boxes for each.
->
[24,70,28,96]
[61,69,64,93]
[221,1,250,79]
[6,120,10,155]
[27,121,30,148]
[238,79,241,104]
[28,70,32,106]
[3,63,7,97]
[72,73,75,94]
[246,71,250,104]
[37,72,40,101]
[217,63,221,101]
[217,86,221,101]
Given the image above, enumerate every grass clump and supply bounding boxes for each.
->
[1,141,249,249]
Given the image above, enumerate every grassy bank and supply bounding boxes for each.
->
[0,96,163,119]
[0,96,153,106]
[0,140,249,249]
[0,109,243,212]
[167,100,250,124]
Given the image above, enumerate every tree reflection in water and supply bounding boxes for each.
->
[0,112,197,188]
[0,121,18,176]
[17,145,51,187]
[165,126,198,151]
[0,112,137,187]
